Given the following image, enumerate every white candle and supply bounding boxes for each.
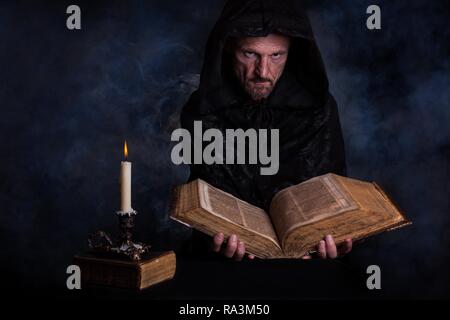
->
[120,141,132,212]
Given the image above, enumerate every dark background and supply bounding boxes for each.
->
[0,0,448,299]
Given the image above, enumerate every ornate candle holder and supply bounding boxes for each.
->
[88,209,150,261]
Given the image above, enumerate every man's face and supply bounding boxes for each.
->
[232,34,290,101]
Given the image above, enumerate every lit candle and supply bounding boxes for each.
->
[120,141,133,212]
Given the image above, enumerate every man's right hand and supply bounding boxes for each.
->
[211,233,255,261]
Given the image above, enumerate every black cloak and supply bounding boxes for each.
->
[180,0,346,253]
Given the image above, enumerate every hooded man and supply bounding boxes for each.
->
[180,0,352,260]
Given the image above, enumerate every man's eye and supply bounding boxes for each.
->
[272,53,282,59]
[244,51,256,58]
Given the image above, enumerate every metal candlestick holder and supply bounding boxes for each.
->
[88,209,150,261]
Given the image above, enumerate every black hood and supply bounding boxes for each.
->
[181,0,346,212]
[195,0,329,114]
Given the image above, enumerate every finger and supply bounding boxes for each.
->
[338,239,353,256]
[234,241,245,261]
[318,240,327,259]
[325,235,338,259]
[248,254,255,260]
[212,233,224,252]
[223,234,238,258]
[302,254,312,260]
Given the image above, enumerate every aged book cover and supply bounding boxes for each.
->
[170,173,411,258]
[73,251,176,290]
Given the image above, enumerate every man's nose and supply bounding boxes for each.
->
[256,57,270,79]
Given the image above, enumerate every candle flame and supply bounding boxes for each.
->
[124,140,128,160]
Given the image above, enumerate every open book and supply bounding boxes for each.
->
[170,173,411,259]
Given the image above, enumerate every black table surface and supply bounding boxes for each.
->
[77,255,377,300]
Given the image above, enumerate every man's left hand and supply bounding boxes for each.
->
[301,235,352,259]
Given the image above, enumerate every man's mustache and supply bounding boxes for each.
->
[250,77,273,85]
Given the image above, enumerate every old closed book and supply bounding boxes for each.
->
[170,173,411,259]
[73,251,176,290]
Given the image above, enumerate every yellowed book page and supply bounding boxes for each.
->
[269,173,359,244]
[198,180,279,245]
[336,177,398,216]
[282,204,407,256]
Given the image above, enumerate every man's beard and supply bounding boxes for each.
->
[246,77,274,101]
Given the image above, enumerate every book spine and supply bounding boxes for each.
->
[75,258,140,289]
